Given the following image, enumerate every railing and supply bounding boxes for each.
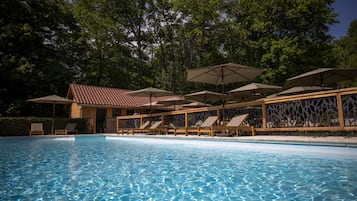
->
[117,87,357,134]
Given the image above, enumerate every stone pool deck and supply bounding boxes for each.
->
[112,134,357,147]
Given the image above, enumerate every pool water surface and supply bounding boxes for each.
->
[0,136,357,200]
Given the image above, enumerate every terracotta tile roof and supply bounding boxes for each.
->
[68,84,172,108]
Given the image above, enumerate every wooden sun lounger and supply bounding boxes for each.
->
[55,123,78,135]
[29,123,44,136]
[118,121,150,135]
[132,121,166,135]
[215,114,255,136]
[174,116,218,136]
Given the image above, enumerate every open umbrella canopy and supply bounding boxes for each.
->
[184,90,224,103]
[126,87,174,97]
[27,95,73,134]
[278,86,333,96]
[228,93,263,102]
[157,96,191,106]
[126,87,174,112]
[187,63,265,85]
[284,68,357,88]
[27,95,73,104]
[156,96,192,110]
[187,63,264,121]
[229,83,282,95]
[182,101,212,108]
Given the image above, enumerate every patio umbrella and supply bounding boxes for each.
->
[277,86,333,96]
[126,87,174,113]
[182,101,212,108]
[229,83,282,96]
[228,93,263,102]
[27,95,73,134]
[156,96,192,110]
[187,63,264,120]
[284,68,357,88]
[184,90,224,104]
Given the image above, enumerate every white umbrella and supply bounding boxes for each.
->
[27,95,73,134]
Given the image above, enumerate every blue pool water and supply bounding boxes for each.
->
[1,136,357,200]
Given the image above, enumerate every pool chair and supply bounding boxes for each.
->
[121,120,151,135]
[55,123,78,135]
[215,114,255,136]
[29,123,44,136]
[132,121,166,135]
[186,116,218,136]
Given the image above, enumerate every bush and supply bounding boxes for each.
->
[0,117,88,136]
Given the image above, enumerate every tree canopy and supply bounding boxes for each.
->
[1,0,353,117]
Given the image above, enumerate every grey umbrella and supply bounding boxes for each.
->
[277,86,333,96]
[187,63,264,120]
[284,68,357,88]
[126,87,174,113]
[182,101,212,108]
[27,95,73,134]
[184,90,225,104]
[229,83,282,95]
[157,96,192,110]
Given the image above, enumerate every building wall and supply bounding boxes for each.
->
[82,107,96,133]
[70,103,82,118]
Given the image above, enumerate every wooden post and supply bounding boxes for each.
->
[336,93,345,130]
[262,102,267,129]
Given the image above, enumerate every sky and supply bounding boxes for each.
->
[328,1,357,39]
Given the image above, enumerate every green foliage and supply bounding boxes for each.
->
[1,0,346,117]
[0,0,84,116]
[332,20,357,86]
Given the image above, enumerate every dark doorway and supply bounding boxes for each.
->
[96,108,106,133]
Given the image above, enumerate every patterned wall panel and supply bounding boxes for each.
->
[266,97,338,128]
[342,94,357,126]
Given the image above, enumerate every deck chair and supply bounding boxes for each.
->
[55,123,78,135]
[133,121,165,135]
[186,116,218,136]
[125,121,151,135]
[29,123,44,136]
[215,114,255,136]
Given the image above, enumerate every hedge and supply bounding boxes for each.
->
[0,117,87,136]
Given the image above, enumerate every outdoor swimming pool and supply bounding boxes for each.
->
[1,136,356,200]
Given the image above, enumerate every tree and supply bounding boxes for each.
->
[332,20,357,86]
[224,0,337,85]
[0,0,84,116]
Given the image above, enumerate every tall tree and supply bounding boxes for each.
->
[225,0,337,85]
[0,0,84,116]
[332,20,357,86]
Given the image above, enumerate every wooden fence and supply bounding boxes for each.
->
[117,87,357,134]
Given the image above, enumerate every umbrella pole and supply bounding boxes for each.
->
[221,67,225,124]
[149,93,152,114]
[51,103,55,134]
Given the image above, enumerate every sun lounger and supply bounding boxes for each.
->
[184,116,218,136]
[29,123,44,136]
[215,114,255,136]
[55,123,78,135]
[132,121,166,135]
[118,121,150,135]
